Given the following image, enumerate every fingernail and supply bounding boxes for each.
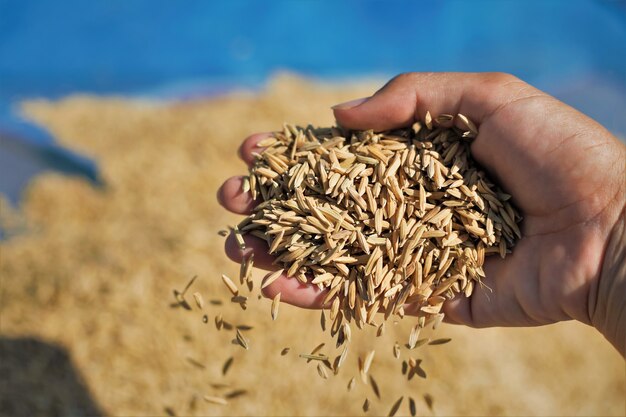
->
[331,96,370,110]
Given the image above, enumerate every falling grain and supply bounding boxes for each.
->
[192,292,204,309]
[215,314,223,330]
[182,275,198,294]
[347,377,356,392]
[408,324,420,349]
[363,350,375,374]
[225,389,248,399]
[428,338,452,346]
[203,395,228,406]
[312,342,327,355]
[271,292,281,321]
[388,396,404,417]
[185,357,206,369]
[337,344,349,370]
[299,354,328,362]
[221,274,239,296]
[234,329,249,350]
[409,397,417,417]
[376,322,385,337]
[222,356,234,376]
[423,393,434,411]
[317,363,329,379]
[369,375,381,399]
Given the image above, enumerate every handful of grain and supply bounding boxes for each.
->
[236,112,520,343]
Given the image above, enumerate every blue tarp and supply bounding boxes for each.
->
[1,0,625,202]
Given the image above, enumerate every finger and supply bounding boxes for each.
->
[217,176,258,214]
[238,132,272,166]
[224,233,277,270]
[332,71,531,132]
[261,274,327,310]
[440,294,471,325]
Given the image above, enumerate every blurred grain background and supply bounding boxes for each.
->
[0,75,624,417]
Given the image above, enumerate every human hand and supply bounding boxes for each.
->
[218,73,625,354]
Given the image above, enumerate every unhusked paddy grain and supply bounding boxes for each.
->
[429,338,452,346]
[388,396,403,417]
[222,357,234,376]
[369,375,381,399]
[192,292,204,309]
[424,393,434,411]
[271,293,281,321]
[202,395,228,406]
[221,274,239,296]
[234,329,249,350]
[409,396,417,416]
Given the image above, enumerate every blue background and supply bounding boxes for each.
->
[1,0,625,203]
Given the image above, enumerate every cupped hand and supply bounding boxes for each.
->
[218,72,625,336]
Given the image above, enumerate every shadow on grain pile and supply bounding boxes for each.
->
[0,337,103,417]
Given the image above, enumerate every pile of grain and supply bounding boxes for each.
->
[216,114,521,415]
[0,74,623,416]
[243,118,519,321]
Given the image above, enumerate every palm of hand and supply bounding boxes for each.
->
[219,73,625,329]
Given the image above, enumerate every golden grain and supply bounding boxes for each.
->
[203,395,228,406]
[347,377,356,392]
[369,375,381,399]
[393,342,401,359]
[234,329,249,350]
[409,397,417,416]
[424,393,434,411]
[221,274,239,296]
[262,269,284,289]
[388,396,404,417]
[317,363,329,379]
[222,357,234,376]
[429,338,452,346]
[271,292,281,321]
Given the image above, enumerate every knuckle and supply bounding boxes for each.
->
[481,72,526,92]
[391,71,422,85]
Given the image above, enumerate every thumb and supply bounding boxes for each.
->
[331,72,521,132]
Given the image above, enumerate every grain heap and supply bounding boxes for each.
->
[4,79,623,416]
[235,112,521,345]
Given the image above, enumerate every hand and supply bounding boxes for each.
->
[218,72,625,354]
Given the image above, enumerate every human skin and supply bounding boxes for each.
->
[217,72,626,356]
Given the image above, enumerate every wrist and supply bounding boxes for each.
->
[589,204,626,356]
